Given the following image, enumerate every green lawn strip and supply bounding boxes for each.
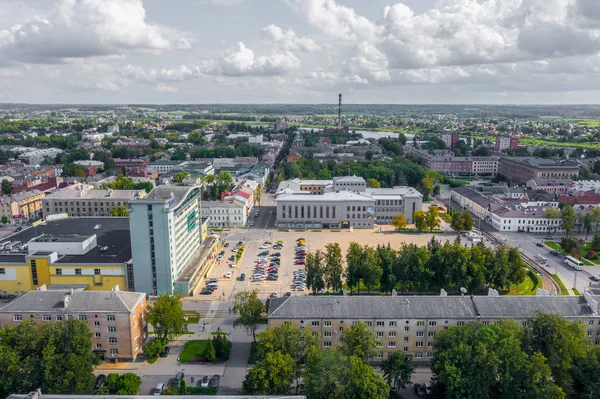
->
[573,288,581,296]
[544,241,561,251]
[184,311,200,324]
[147,357,158,364]
[503,266,540,296]
[179,340,208,363]
[544,241,599,266]
[182,387,217,395]
[551,274,570,296]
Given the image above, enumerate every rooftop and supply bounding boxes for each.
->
[276,190,373,203]
[268,295,596,320]
[0,217,131,265]
[501,156,578,168]
[0,289,145,313]
[136,185,200,205]
[44,186,145,200]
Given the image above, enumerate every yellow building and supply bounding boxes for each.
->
[10,190,45,220]
[0,218,131,297]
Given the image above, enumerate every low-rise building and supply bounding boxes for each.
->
[148,160,187,175]
[202,197,249,228]
[18,148,63,165]
[11,190,45,221]
[42,185,146,217]
[0,287,147,361]
[498,156,579,184]
[268,293,600,363]
[526,179,573,195]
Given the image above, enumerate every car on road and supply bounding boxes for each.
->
[172,372,184,387]
[153,383,165,396]
[225,271,233,279]
[237,273,246,281]
[550,250,559,256]
[94,374,106,390]
[209,375,220,389]
[159,346,170,357]
[200,376,210,388]
[536,242,544,247]
[591,275,600,282]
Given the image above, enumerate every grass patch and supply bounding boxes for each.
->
[505,267,541,296]
[544,241,599,265]
[573,288,581,296]
[544,241,561,251]
[331,229,341,232]
[342,281,381,293]
[311,229,322,232]
[184,311,200,324]
[248,341,260,365]
[147,357,158,364]
[179,340,208,363]
[294,229,306,232]
[552,274,570,296]
[186,387,217,395]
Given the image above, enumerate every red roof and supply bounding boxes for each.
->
[237,191,251,199]
[559,195,600,205]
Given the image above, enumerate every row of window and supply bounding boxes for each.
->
[375,200,403,206]
[311,320,438,327]
[94,345,119,355]
[13,314,117,322]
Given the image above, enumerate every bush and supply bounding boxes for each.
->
[560,237,578,253]
[235,245,245,262]
[587,250,598,260]
[105,373,142,395]
[143,338,167,359]
[205,339,217,362]
[212,334,232,360]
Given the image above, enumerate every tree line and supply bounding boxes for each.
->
[306,238,526,295]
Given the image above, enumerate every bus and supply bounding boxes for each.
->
[565,255,584,270]
[534,254,547,265]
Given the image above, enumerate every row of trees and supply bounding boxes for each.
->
[306,238,526,296]
[449,209,475,232]
[242,321,413,398]
[432,313,600,398]
[546,204,600,238]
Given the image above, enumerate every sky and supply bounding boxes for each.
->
[1,0,600,104]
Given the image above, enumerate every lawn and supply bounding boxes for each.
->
[552,274,570,296]
[184,311,200,324]
[573,288,581,296]
[179,340,208,363]
[544,241,599,265]
[504,267,541,296]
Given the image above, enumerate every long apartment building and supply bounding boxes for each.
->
[42,185,147,217]
[268,293,600,363]
[275,176,422,229]
[0,287,147,361]
[498,156,579,184]
[406,147,499,176]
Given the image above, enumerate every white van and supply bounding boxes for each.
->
[153,383,164,396]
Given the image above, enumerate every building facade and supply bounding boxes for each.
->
[268,294,600,363]
[202,198,249,228]
[42,185,146,217]
[495,136,519,152]
[0,287,147,361]
[499,157,579,184]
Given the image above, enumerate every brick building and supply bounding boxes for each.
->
[499,157,579,184]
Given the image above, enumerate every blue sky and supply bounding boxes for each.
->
[1,0,600,104]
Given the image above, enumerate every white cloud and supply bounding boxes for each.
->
[0,0,190,64]
[156,84,177,93]
[261,24,321,52]
[206,42,301,76]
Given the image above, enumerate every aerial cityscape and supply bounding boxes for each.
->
[3,0,600,399]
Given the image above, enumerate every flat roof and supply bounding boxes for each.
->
[276,190,373,202]
[0,218,131,265]
[134,185,200,207]
[44,188,144,200]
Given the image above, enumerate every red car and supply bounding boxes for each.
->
[295,252,306,257]
[267,267,279,272]
[294,260,306,265]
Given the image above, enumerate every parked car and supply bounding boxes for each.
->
[267,276,278,281]
[424,381,433,395]
[200,289,213,295]
[224,242,229,247]
[209,375,220,389]
[550,249,559,256]
[225,271,233,279]
[200,376,210,388]
[237,273,246,281]
[153,383,165,396]
[159,346,170,357]
[294,260,306,265]
[414,383,426,397]
[208,277,219,283]
[172,372,184,387]
[94,374,106,390]
[591,275,600,282]
[272,252,281,257]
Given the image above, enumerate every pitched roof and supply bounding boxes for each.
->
[0,290,144,313]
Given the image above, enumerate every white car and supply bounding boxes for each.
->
[225,272,233,279]
[260,244,270,249]
[229,263,236,268]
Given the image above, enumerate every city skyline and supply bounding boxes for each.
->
[1,0,600,104]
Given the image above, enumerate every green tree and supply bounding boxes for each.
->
[305,250,325,294]
[233,289,264,342]
[254,184,263,206]
[345,241,363,295]
[205,339,217,362]
[583,213,594,239]
[561,205,576,236]
[242,351,295,395]
[173,171,189,183]
[340,321,380,362]
[391,214,407,231]
[381,351,415,392]
[0,319,97,397]
[1,179,12,194]
[212,334,232,360]
[462,211,474,231]
[256,323,319,393]
[179,377,187,394]
[366,178,380,188]
[115,373,142,395]
[324,243,343,292]
[117,204,129,216]
[450,211,464,231]
[592,233,600,251]
[362,245,382,293]
[425,206,441,232]
[62,163,86,177]
[506,247,526,286]
[1,215,8,224]
[421,176,435,199]
[413,210,426,232]
[147,294,187,341]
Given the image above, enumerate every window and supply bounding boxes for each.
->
[428,332,436,337]
[429,321,437,327]
[404,326,409,332]
[415,352,423,358]
[109,349,118,356]
[403,347,409,352]
[456,321,464,326]
[427,352,435,358]
[75,268,82,276]
[0,268,5,274]
[428,342,433,347]
[107,326,116,333]
[389,331,396,337]
[389,321,397,327]
[376,321,385,327]
[107,315,116,321]
[67,315,74,320]
[482,321,489,326]
[311,321,320,327]
[109,337,118,344]
[416,331,424,337]
[324,321,332,327]
[323,341,332,347]
[589,320,595,326]
[56,315,63,321]
[95,332,101,338]
[312,332,318,337]
[388,342,396,348]
[404,337,409,342]
[13,315,22,321]
[365,321,372,327]
[39,315,52,321]
[324,331,332,337]
[96,343,102,349]
[416,342,424,347]
[55,268,62,275]
[416,321,425,326]
[377,331,384,337]
[78,315,87,321]
[94,321,100,326]
[94,269,101,275]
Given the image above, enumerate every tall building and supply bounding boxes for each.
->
[495,136,519,152]
[440,132,460,150]
[129,185,214,295]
